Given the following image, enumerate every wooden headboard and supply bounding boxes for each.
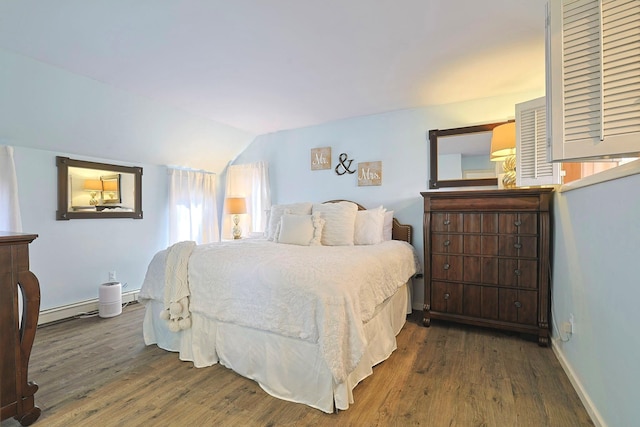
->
[323,200,412,245]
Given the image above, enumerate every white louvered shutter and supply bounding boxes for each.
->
[516,97,562,186]
[548,0,640,161]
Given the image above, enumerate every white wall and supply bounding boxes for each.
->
[233,90,543,309]
[551,175,640,427]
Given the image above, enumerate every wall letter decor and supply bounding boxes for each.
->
[357,161,382,186]
[335,153,356,175]
[311,147,331,170]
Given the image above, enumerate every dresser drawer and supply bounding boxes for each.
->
[431,254,463,281]
[499,213,537,234]
[498,235,538,258]
[498,259,538,288]
[463,234,499,256]
[461,256,498,284]
[499,289,538,326]
[462,213,498,233]
[432,233,463,254]
[431,213,463,232]
[431,282,463,314]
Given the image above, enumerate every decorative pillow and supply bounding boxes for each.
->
[266,202,313,241]
[312,201,359,246]
[276,214,325,246]
[354,206,386,245]
[383,210,394,241]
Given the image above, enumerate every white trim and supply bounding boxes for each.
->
[38,290,139,325]
[558,159,640,193]
[551,337,605,427]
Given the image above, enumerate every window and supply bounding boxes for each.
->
[222,161,271,239]
[168,168,219,245]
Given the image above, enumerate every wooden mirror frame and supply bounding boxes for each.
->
[56,156,143,220]
[428,120,513,189]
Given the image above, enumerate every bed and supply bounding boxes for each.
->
[138,201,418,413]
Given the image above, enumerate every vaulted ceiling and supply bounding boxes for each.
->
[0,0,547,135]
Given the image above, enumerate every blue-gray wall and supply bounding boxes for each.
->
[235,98,639,427]
[552,174,640,426]
[233,91,541,309]
[1,48,253,309]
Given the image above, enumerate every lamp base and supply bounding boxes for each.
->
[232,214,242,239]
[501,155,517,189]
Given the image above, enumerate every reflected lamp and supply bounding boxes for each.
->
[102,180,118,202]
[490,122,517,189]
[84,179,103,205]
[225,197,247,239]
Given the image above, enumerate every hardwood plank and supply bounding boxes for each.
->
[1,305,593,427]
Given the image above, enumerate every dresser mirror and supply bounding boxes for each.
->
[428,120,513,189]
[56,156,143,220]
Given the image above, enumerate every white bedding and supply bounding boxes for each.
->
[140,238,418,383]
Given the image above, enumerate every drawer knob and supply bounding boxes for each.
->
[514,269,522,276]
[514,243,522,249]
[444,263,450,270]
[444,240,451,246]
[444,293,450,300]
[444,219,451,225]
[514,301,522,308]
[515,220,522,226]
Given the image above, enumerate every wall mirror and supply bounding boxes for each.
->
[428,120,513,189]
[56,156,143,220]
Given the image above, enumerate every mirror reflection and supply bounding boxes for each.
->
[437,132,495,181]
[69,168,128,212]
[57,157,143,220]
[428,121,513,189]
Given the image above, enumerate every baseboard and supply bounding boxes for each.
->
[38,290,140,325]
[551,337,606,427]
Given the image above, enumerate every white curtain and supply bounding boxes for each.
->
[222,161,271,239]
[0,146,22,232]
[168,168,219,245]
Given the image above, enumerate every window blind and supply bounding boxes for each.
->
[517,97,561,186]
[562,0,640,143]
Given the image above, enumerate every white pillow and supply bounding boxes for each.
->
[266,202,313,241]
[383,210,394,241]
[354,206,386,245]
[312,201,359,246]
[276,214,325,246]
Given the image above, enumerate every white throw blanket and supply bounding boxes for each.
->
[160,240,196,331]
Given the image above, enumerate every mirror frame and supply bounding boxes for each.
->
[56,156,143,220]
[428,120,514,189]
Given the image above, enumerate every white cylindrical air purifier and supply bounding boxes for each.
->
[99,281,122,318]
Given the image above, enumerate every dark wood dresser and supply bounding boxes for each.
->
[421,188,553,345]
[1,232,41,425]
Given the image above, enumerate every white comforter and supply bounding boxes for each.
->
[139,238,418,383]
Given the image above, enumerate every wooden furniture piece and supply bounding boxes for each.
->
[421,188,553,346]
[1,232,41,425]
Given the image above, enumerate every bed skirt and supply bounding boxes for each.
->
[142,283,411,413]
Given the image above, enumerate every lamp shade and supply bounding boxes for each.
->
[84,179,103,191]
[102,180,118,192]
[490,122,516,161]
[225,197,247,214]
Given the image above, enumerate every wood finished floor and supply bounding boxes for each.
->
[3,303,593,427]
